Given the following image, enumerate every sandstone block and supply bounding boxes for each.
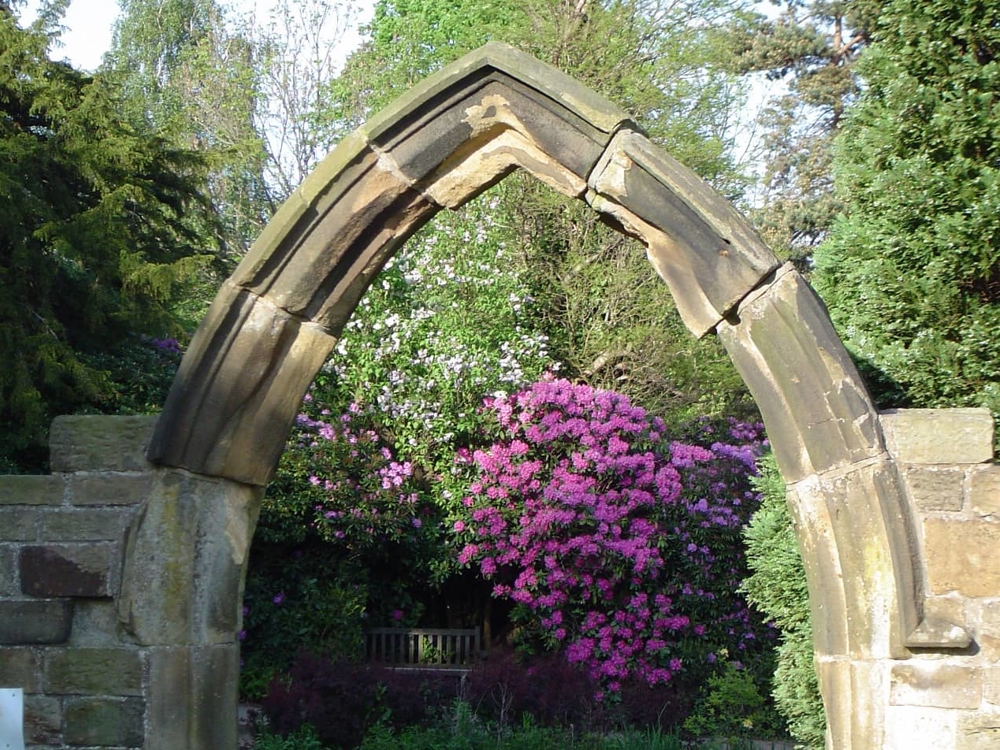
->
[24,694,61,745]
[786,458,919,659]
[986,666,1000,705]
[881,408,994,465]
[0,647,40,691]
[0,544,17,596]
[903,466,965,512]
[718,265,884,483]
[49,415,157,472]
[890,662,982,708]
[0,508,39,541]
[39,508,131,542]
[957,714,1000,750]
[68,473,152,506]
[969,464,1000,517]
[0,599,73,644]
[69,600,123,647]
[44,648,143,696]
[118,468,262,646]
[0,475,64,506]
[147,645,239,750]
[19,544,115,598]
[924,518,1000,597]
[63,696,144,746]
[589,129,778,336]
[884,705,957,750]
[146,285,336,486]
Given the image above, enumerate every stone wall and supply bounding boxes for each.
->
[0,415,254,750]
[881,408,1000,749]
[0,416,155,749]
[0,409,997,749]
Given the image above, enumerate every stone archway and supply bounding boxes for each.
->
[119,43,969,749]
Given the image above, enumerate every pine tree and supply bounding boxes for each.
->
[729,0,877,263]
[0,3,217,469]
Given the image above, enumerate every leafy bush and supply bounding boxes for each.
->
[253,723,326,750]
[452,378,773,694]
[740,453,825,748]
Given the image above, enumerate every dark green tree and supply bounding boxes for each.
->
[813,0,1000,428]
[0,3,217,469]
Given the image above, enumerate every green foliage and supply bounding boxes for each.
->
[740,454,825,749]
[683,659,784,741]
[813,0,1000,441]
[254,723,327,750]
[0,5,216,470]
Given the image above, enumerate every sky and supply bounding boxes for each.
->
[21,0,372,71]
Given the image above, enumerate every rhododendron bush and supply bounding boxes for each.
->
[451,377,771,694]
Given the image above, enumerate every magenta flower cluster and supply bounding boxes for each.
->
[453,377,768,693]
[294,404,428,548]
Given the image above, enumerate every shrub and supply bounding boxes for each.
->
[452,378,773,694]
[740,453,825,748]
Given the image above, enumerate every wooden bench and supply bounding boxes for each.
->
[366,628,480,668]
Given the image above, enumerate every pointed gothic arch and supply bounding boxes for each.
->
[122,43,968,749]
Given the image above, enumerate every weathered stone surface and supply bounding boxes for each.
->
[234,144,438,322]
[924,518,1000,597]
[118,468,262,646]
[49,415,157,473]
[69,600,123,647]
[969,465,1000,517]
[787,459,919,659]
[0,508,39,541]
[902,465,966,512]
[147,645,239,750]
[0,599,73,644]
[0,647,40,691]
[19,544,114,598]
[146,286,336,486]
[376,77,604,192]
[884,705,957,750]
[0,544,17,596]
[718,265,884,482]
[0,475,64,506]
[363,42,633,159]
[906,595,971,649]
[44,648,142,696]
[69,473,152,506]
[589,130,779,336]
[40,508,131,542]
[64,697,144,747]
[24,694,61,745]
[881,408,994,465]
[957,714,1000,750]
[985,666,1000,705]
[890,662,982,708]
[815,658,883,750]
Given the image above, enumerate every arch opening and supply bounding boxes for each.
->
[122,42,947,749]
